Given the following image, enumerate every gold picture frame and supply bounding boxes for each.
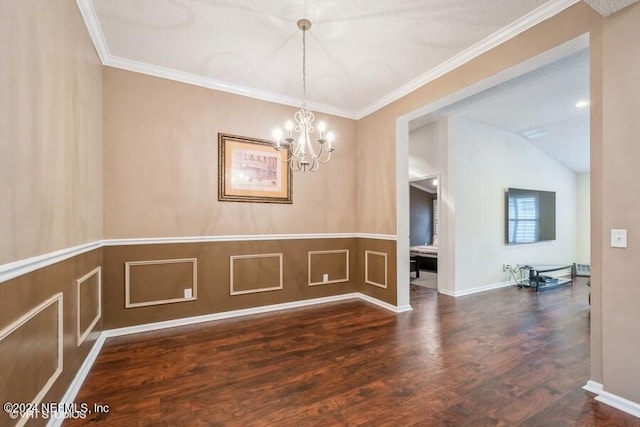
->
[218,133,293,204]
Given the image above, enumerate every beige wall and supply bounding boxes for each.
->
[0,1,104,423]
[601,1,640,403]
[0,0,103,265]
[103,68,358,238]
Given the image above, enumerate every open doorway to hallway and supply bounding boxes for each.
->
[398,35,590,303]
[409,175,440,291]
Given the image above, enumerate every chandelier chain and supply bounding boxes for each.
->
[302,26,307,110]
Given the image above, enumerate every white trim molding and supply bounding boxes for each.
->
[0,293,63,427]
[440,281,513,297]
[583,381,640,418]
[0,241,102,284]
[308,249,350,286]
[125,258,198,308]
[230,253,283,296]
[355,0,581,118]
[365,250,388,289]
[76,267,102,347]
[1,234,397,284]
[103,233,395,246]
[583,380,604,394]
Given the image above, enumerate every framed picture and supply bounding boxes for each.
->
[218,133,293,204]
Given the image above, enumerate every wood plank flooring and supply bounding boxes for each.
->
[66,278,640,426]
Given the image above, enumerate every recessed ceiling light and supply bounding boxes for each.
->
[576,100,590,108]
[520,128,550,139]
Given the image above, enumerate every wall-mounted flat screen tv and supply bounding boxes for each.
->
[505,188,556,244]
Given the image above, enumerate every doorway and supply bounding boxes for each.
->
[395,34,590,307]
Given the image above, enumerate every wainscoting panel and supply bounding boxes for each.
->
[230,253,283,295]
[365,250,388,289]
[103,239,360,329]
[308,250,350,286]
[358,239,397,305]
[125,258,197,308]
[77,267,102,346]
[0,248,103,427]
[0,293,63,427]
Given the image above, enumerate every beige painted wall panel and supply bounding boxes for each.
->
[0,249,103,423]
[103,239,360,329]
[365,251,387,288]
[231,255,282,294]
[359,239,397,304]
[0,303,58,408]
[601,1,640,403]
[103,68,358,238]
[309,251,349,284]
[79,273,100,334]
[128,261,195,305]
[0,0,103,265]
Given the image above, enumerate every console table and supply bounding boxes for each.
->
[521,264,573,292]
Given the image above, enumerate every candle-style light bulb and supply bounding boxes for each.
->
[273,128,283,149]
[317,122,326,139]
[327,132,335,150]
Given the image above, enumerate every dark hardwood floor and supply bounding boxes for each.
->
[67,278,640,426]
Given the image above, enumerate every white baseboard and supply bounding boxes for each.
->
[358,293,413,313]
[583,380,603,394]
[104,293,363,338]
[50,333,107,427]
[51,291,404,426]
[583,380,640,419]
[439,281,513,297]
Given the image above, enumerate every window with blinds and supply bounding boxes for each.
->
[508,193,540,243]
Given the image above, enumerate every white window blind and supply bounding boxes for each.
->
[508,194,539,243]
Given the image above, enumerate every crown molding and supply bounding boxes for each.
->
[76,0,110,63]
[104,55,359,120]
[79,0,580,120]
[355,0,581,118]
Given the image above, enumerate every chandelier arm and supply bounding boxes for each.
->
[316,150,332,163]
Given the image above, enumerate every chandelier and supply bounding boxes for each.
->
[273,19,335,172]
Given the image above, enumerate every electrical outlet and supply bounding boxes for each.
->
[184,288,193,298]
[503,264,510,272]
[323,273,329,282]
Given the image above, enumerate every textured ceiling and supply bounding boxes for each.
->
[81,0,635,118]
[85,0,557,117]
[584,0,639,16]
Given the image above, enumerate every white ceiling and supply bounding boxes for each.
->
[81,0,576,118]
[411,49,590,173]
[76,0,637,118]
[79,0,636,119]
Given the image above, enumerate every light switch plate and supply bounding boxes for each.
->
[611,229,628,248]
[184,288,193,298]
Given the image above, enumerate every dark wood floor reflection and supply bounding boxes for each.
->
[67,278,640,426]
